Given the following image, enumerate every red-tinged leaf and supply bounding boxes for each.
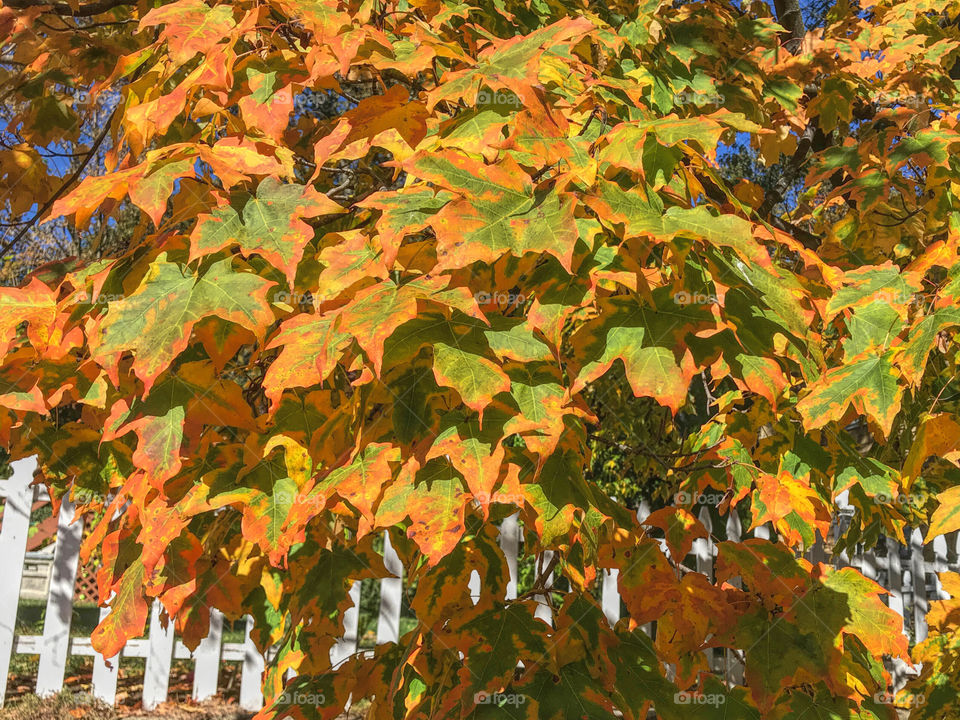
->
[715,540,809,609]
[425,16,594,110]
[0,382,46,413]
[319,443,399,536]
[49,165,143,228]
[241,474,300,565]
[375,458,469,566]
[116,404,186,489]
[5,2,958,715]
[238,69,295,141]
[425,415,506,516]
[335,279,422,376]
[263,314,351,411]
[356,187,452,267]
[139,0,237,66]
[331,83,429,161]
[91,559,149,659]
[641,507,708,563]
[751,468,831,549]
[315,230,390,304]
[404,150,578,272]
[0,277,56,354]
[734,354,787,410]
[128,157,195,227]
[137,497,190,574]
[198,137,293,188]
[194,316,254,372]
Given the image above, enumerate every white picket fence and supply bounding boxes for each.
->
[0,456,953,709]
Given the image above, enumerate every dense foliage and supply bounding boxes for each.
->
[3,0,960,717]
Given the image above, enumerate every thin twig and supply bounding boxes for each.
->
[0,106,117,263]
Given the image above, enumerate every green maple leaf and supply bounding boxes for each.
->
[796,351,902,438]
[571,289,714,413]
[92,253,275,392]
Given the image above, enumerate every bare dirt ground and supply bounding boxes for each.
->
[0,693,254,720]
[0,687,368,720]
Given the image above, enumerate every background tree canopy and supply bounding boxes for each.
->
[2,0,960,718]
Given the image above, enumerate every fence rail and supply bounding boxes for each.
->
[0,457,952,709]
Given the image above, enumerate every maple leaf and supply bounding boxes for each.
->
[404,150,579,272]
[375,458,470,566]
[904,413,960,488]
[751,469,831,549]
[91,559,149,659]
[329,83,430,162]
[927,486,960,539]
[570,290,714,413]
[641,507,708,563]
[795,351,903,438]
[190,178,344,287]
[91,254,275,392]
[431,341,510,422]
[139,0,237,66]
[262,314,351,411]
[900,307,960,384]
[0,277,57,355]
[318,443,398,538]
[425,413,506,516]
[452,604,549,711]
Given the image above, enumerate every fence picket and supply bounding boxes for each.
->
[694,508,721,674]
[635,501,653,637]
[330,581,361,668]
[498,514,520,600]
[695,507,713,581]
[142,601,176,710]
[932,535,949,600]
[376,533,403,645]
[885,536,907,635]
[533,551,554,625]
[724,512,744,686]
[192,609,223,702]
[860,547,878,582]
[910,528,928,642]
[601,569,620,627]
[91,606,119,704]
[0,458,36,707]
[239,616,265,711]
[36,497,84,697]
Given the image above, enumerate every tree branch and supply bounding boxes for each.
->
[0,106,117,263]
[1,0,135,17]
